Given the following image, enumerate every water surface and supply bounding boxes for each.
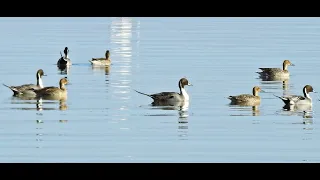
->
[0,17,320,162]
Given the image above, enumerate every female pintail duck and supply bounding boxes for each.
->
[257,60,295,78]
[3,69,46,96]
[134,78,192,104]
[228,86,264,106]
[89,50,111,66]
[57,47,71,66]
[32,77,69,100]
[273,85,316,106]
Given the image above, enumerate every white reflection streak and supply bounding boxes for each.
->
[110,17,133,92]
[111,17,133,58]
[110,18,137,120]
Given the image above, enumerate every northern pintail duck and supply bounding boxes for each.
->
[89,50,111,66]
[257,60,295,78]
[228,86,264,106]
[57,47,71,66]
[134,78,192,105]
[3,69,46,96]
[274,85,316,106]
[32,77,69,100]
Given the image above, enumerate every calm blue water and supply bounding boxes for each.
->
[0,17,320,162]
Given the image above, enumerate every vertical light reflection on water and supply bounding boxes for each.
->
[35,98,43,149]
[177,102,189,140]
[302,111,314,134]
[36,119,44,149]
[34,98,68,149]
[109,17,136,122]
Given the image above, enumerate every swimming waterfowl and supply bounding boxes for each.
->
[3,69,46,96]
[274,85,316,106]
[57,47,71,66]
[257,60,295,78]
[134,78,192,105]
[228,86,264,106]
[89,50,111,66]
[31,77,69,100]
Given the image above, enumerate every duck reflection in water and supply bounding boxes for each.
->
[149,100,190,118]
[57,65,70,75]
[259,77,290,96]
[10,96,68,111]
[36,98,68,111]
[302,110,313,125]
[251,105,260,116]
[92,65,111,75]
[150,97,190,140]
[229,105,260,117]
[282,103,312,112]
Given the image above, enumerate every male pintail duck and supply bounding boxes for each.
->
[257,60,295,78]
[134,78,192,105]
[3,69,46,96]
[57,47,71,66]
[32,77,69,100]
[228,86,264,106]
[273,85,316,106]
[89,50,111,66]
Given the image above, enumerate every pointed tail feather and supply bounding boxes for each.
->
[273,94,283,100]
[273,94,288,102]
[3,83,10,88]
[3,83,20,95]
[133,89,152,98]
[259,68,268,71]
[2,83,16,91]
[256,71,269,77]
